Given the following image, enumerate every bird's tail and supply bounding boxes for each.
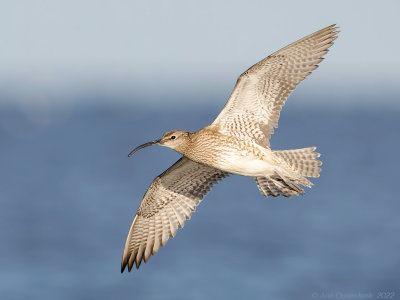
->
[255,176,304,197]
[273,147,322,178]
[255,147,322,198]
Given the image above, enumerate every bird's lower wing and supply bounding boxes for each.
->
[210,24,339,147]
[121,157,229,272]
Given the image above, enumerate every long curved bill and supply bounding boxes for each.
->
[128,139,161,157]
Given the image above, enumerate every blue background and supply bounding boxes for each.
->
[2,102,399,299]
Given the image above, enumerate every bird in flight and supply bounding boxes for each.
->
[121,24,338,272]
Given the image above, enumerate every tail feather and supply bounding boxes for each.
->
[273,147,322,178]
[255,147,322,198]
[255,176,303,198]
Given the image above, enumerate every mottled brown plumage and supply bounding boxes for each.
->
[121,24,338,272]
[121,157,228,270]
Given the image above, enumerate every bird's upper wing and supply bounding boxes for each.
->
[210,25,339,147]
[121,157,228,272]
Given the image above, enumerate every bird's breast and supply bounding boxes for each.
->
[183,132,276,177]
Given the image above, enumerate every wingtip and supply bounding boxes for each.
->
[121,256,131,273]
[135,259,142,269]
[128,261,133,272]
[331,26,340,34]
[324,24,340,34]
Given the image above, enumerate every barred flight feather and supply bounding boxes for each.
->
[211,25,339,148]
[121,157,228,272]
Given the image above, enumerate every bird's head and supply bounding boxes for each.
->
[128,130,190,157]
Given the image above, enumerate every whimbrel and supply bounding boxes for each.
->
[121,24,338,272]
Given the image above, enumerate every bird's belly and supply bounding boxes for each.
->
[214,152,275,177]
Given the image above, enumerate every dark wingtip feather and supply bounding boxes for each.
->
[127,261,134,272]
[121,262,127,273]
[135,259,142,269]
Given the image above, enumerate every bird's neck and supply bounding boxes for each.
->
[177,128,226,164]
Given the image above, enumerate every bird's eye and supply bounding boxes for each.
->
[171,135,176,140]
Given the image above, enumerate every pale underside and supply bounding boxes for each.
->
[121,24,338,271]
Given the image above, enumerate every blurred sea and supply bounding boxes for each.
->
[1,98,399,300]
